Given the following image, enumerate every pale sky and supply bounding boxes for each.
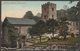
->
[1,1,78,21]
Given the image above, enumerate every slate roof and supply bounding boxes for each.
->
[5,17,36,25]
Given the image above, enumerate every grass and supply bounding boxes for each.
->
[30,36,49,43]
[31,36,80,45]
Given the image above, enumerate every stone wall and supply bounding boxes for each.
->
[15,26,31,39]
[1,44,80,51]
[68,21,79,37]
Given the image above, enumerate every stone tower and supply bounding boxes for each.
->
[41,2,57,21]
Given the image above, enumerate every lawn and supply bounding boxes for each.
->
[31,36,80,45]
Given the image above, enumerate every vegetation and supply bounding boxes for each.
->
[23,11,34,19]
[30,36,80,45]
[46,19,59,37]
[68,1,80,36]
[23,11,41,22]
[8,25,18,48]
[67,6,78,21]
[2,20,19,48]
[58,17,70,40]
[28,17,70,43]
[28,20,48,42]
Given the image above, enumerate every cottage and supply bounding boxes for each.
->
[2,17,36,48]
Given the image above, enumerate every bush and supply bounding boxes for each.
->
[71,33,75,38]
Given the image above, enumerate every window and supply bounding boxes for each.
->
[52,8,54,11]
[52,15,54,17]
[44,15,47,19]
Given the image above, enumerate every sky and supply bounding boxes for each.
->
[1,1,78,21]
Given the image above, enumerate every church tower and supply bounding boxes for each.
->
[41,2,57,21]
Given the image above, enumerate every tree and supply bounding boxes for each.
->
[69,1,80,36]
[23,11,41,22]
[71,33,75,38]
[67,6,78,21]
[63,5,69,10]
[58,17,70,40]
[2,20,19,48]
[57,9,68,20]
[28,20,48,42]
[23,11,34,19]
[8,25,18,48]
[46,19,59,38]
[76,1,80,36]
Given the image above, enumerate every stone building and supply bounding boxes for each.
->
[68,21,79,37]
[42,2,57,21]
[2,17,36,48]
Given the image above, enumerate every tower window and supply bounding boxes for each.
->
[44,8,46,12]
[52,8,54,11]
[44,15,47,19]
[52,15,54,17]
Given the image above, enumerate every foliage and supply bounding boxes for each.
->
[29,17,70,41]
[57,1,80,21]
[58,17,70,39]
[57,9,68,20]
[29,20,48,36]
[67,1,80,21]
[23,11,34,19]
[76,1,80,20]
[46,19,59,35]
[23,11,41,22]
[71,33,75,38]
[67,6,78,21]
[2,19,19,48]
[8,25,18,48]
[28,20,48,42]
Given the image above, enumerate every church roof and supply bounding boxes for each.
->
[4,17,36,26]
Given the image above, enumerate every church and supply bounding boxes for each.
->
[2,2,79,48]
